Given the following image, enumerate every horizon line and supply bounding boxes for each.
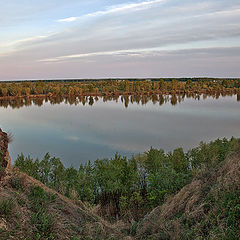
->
[0,77,239,83]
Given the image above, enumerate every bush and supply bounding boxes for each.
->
[10,175,23,191]
[15,138,240,220]
[28,186,56,208]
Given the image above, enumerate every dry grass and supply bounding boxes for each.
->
[0,169,123,240]
[135,151,240,240]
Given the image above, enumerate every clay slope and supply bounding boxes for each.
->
[136,152,240,240]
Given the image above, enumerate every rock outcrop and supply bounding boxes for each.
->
[0,128,12,179]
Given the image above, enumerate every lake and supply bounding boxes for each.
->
[0,94,239,168]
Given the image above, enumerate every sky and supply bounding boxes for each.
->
[0,0,240,80]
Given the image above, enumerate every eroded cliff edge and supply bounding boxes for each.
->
[0,128,12,179]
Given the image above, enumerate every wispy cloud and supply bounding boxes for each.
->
[58,17,78,23]
[194,7,240,19]
[65,136,80,141]
[8,35,49,47]
[38,45,240,63]
[0,35,50,57]
[38,48,147,62]
[58,0,166,22]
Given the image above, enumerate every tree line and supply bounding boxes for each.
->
[1,79,240,98]
[15,137,240,221]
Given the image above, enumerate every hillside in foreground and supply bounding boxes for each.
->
[0,128,239,239]
[136,150,240,239]
[0,129,124,240]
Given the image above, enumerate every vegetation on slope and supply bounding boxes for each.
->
[0,169,123,239]
[15,138,240,223]
[1,136,239,239]
[136,151,240,240]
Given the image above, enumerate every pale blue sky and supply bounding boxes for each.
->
[0,0,240,80]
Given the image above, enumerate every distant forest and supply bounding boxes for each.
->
[0,78,240,99]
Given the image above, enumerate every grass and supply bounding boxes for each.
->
[0,198,15,217]
[179,184,240,239]
[28,186,56,240]
[31,210,55,240]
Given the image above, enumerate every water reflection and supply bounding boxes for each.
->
[1,92,240,109]
[0,94,239,168]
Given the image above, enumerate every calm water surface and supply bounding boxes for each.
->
[0,95,239,168]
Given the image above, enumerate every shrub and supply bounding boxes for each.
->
[10,175,23,191]
[15,138,240,221]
